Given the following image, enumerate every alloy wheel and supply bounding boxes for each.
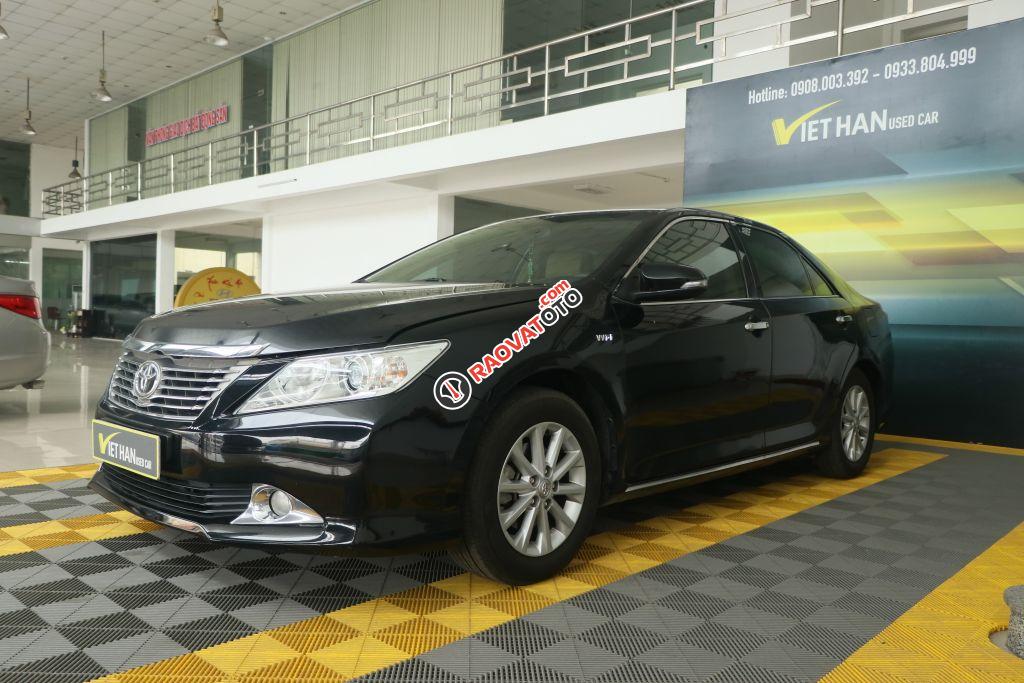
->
[841,385,870,462]
[497,421,586,557]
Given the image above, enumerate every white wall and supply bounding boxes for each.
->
[29,144,74,219]
[261,192,452,293]
[712,0,792,81]
[969,0,1024,27]
[0,215,40,237]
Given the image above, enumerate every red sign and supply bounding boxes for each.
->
[145,105,229,147]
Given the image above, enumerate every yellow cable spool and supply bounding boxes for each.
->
[173,267,261,309]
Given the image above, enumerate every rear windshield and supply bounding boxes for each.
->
[362,214,646,286]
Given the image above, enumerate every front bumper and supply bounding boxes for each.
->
[89,466,356,546]
[91,376,478,550]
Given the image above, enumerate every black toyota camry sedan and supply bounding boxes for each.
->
[90,209,892,584]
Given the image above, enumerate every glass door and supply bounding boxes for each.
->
[41,249,84,332]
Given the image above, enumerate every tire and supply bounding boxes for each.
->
[452,387,601,585]
[816,368,875,478]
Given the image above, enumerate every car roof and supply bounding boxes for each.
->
[527,207,769,230]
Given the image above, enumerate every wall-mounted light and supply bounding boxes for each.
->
[92,30,113,102]
[21,78,36,136]
[0,2,9,40]
[204,1,229,47]
[69,137,82,179]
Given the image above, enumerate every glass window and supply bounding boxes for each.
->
[90,235,157,339]
[744,229,814,298]
[174,226,262,297]
[803,260,834,296]
[0,140,30,218]
[0,234,31,280]
[363,214,648,285]
[41,249,83,329]
[500,0,713,123]
[637,220,747,299]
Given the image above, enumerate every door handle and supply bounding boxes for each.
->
[744,321,770,332]
[835,314,854,324]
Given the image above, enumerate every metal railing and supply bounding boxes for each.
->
[43,0,987,217]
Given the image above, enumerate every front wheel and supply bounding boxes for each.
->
[816,368,875,478]
[453,388,601,585]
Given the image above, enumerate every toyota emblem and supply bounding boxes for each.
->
[133,361,162,400]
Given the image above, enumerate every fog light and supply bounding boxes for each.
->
[250,487,274,521]
[269,489,293,517]
[231,484,325,526]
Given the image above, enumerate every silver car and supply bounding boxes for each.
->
[0,275,50,390]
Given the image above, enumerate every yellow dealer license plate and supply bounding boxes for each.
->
[92,419,161,480]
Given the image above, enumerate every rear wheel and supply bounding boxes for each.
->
[453,387,600,584]
[816,368,875,478]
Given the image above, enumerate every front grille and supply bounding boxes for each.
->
[99,464,251,524]
[107,353,245,421]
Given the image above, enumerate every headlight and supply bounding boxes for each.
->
[237,340,449,414]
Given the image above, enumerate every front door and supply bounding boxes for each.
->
[617,219,773,484]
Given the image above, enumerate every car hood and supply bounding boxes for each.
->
[131,283,543,355]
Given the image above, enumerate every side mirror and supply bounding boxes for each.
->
[633,263,708,302]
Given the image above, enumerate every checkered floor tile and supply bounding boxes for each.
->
[0,440,1019,682]
[360,451,1024,682]
[0,480,120,527]
[0,530,462,680]
[0,466,97,491]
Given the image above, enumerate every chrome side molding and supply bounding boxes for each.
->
[624,441,821,493]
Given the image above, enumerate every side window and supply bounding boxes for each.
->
[803,259,834,296]
[744,229,814,298]
[638,220,747,299]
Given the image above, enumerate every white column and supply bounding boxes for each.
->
[84,119,91,177]
[81,243,91,309]
[28,239,44,290]
[436,194,456,240]
[260,218,273,293]
[154,230,176,313]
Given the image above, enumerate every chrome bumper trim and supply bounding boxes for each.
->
[124,336,268,358]
[154,511,342,543]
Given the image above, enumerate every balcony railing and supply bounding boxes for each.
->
[43,0,986,217]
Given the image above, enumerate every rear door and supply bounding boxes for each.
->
[738,226,858,449]
[618,218,773,484]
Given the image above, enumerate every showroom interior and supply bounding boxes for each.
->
[1,0,1024,681]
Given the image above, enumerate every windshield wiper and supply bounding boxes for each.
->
[410,277,448,283]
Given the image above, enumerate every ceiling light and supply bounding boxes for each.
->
[21,78,36,136]
[69,136,82,179]
[0,2,9,40]
[204,1,229,47]
[92,31,113,102]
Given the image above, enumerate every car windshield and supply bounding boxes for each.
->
[362,214,647,285]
